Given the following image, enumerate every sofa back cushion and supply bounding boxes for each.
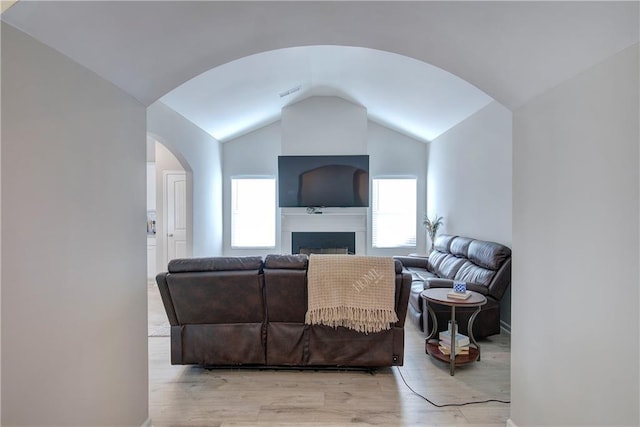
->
[434,254,465,279]
[450,237,473,257]
[168,256,263,273]
[433,234,456,252]
[427,234,458,272]
[166,256,264,324]
[468,240,511,270]
[264,254,309,323]
[454,261,495,288]
[426,250,447,273]
[264,254,308,270]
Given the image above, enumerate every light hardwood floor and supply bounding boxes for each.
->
[148,284,511,426]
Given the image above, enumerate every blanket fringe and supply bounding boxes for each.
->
[305,306,399,334]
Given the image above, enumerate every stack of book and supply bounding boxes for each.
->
[447,290,471,300]
[438,328,470,356]
[447,280,471,300]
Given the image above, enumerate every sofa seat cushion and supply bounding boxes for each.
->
[408,281,425,313]
[407,303,423,331]
[404,266,432,282]
[407,271,436,309]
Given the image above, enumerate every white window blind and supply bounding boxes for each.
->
[231,178,276,248]
[372,178,417,248]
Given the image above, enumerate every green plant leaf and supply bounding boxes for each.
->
[423,214,444,237]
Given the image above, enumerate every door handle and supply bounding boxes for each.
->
[168,233,174,237]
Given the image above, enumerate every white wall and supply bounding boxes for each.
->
[512,44,639,426]
[367,121,428,256]
[222,98,429,256]
[146,163,157,211]
[147,102,223,258]
[146,135,156,162]
[223,122,281,257]
[278,96,371,254]
[427,101,512,246]
[282,96,367,155]
[427,101,513,327]
[0,25,3,421]
[1,23,148,426]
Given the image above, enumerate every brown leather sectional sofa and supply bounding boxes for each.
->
[156,254,411,368]
[394,234,511,339]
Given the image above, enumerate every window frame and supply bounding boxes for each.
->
[371,176,418,249]
[230,176,277,249]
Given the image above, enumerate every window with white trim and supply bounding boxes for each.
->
[372,178,417,248]
[231,178,276,248]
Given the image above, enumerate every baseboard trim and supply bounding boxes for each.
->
[506,418,517,427]
[500,320,511,335]
[141,417,153,427]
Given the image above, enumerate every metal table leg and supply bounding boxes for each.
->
[425,301,438,340]
[467,305,482,361]
[450,306,456,376]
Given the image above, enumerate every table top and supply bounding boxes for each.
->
[420,288,487,306]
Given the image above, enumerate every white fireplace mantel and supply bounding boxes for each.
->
[281,207,367,254]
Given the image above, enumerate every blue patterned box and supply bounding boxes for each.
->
[453,281,467,293]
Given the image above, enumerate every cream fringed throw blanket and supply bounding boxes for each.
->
[305,255,398,333]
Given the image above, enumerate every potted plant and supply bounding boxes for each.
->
[423,214,443,253]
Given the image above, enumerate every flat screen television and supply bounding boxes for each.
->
[278,155,370,207]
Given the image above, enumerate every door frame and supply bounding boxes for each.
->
[162,170,188,268]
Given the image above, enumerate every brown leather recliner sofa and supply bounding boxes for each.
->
[394,234,511,339]
[156,254,411,367]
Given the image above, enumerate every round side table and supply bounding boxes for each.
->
[420,288,487,376]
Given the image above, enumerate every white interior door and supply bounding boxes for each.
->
[165,172,187,262]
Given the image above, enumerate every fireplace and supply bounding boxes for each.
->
[280,207,367,254]
[291,232,356,255]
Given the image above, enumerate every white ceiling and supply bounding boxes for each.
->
[160,45,492,142]
[3,1,638,142]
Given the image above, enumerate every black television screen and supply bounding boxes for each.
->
[278,155,370,207]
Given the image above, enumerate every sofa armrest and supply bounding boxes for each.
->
[424,277,452,289]
[487,258,511,301]
[393,255,429,270]
[394,271,412,327]
[155,272,179,326]
[425,277,489,296]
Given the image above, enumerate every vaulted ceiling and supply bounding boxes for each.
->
[159,45,493,142]
[3,1,638,142]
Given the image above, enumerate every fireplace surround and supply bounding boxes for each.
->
[281,207,367,254]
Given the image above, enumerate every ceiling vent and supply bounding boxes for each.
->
[279,85,301,98]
